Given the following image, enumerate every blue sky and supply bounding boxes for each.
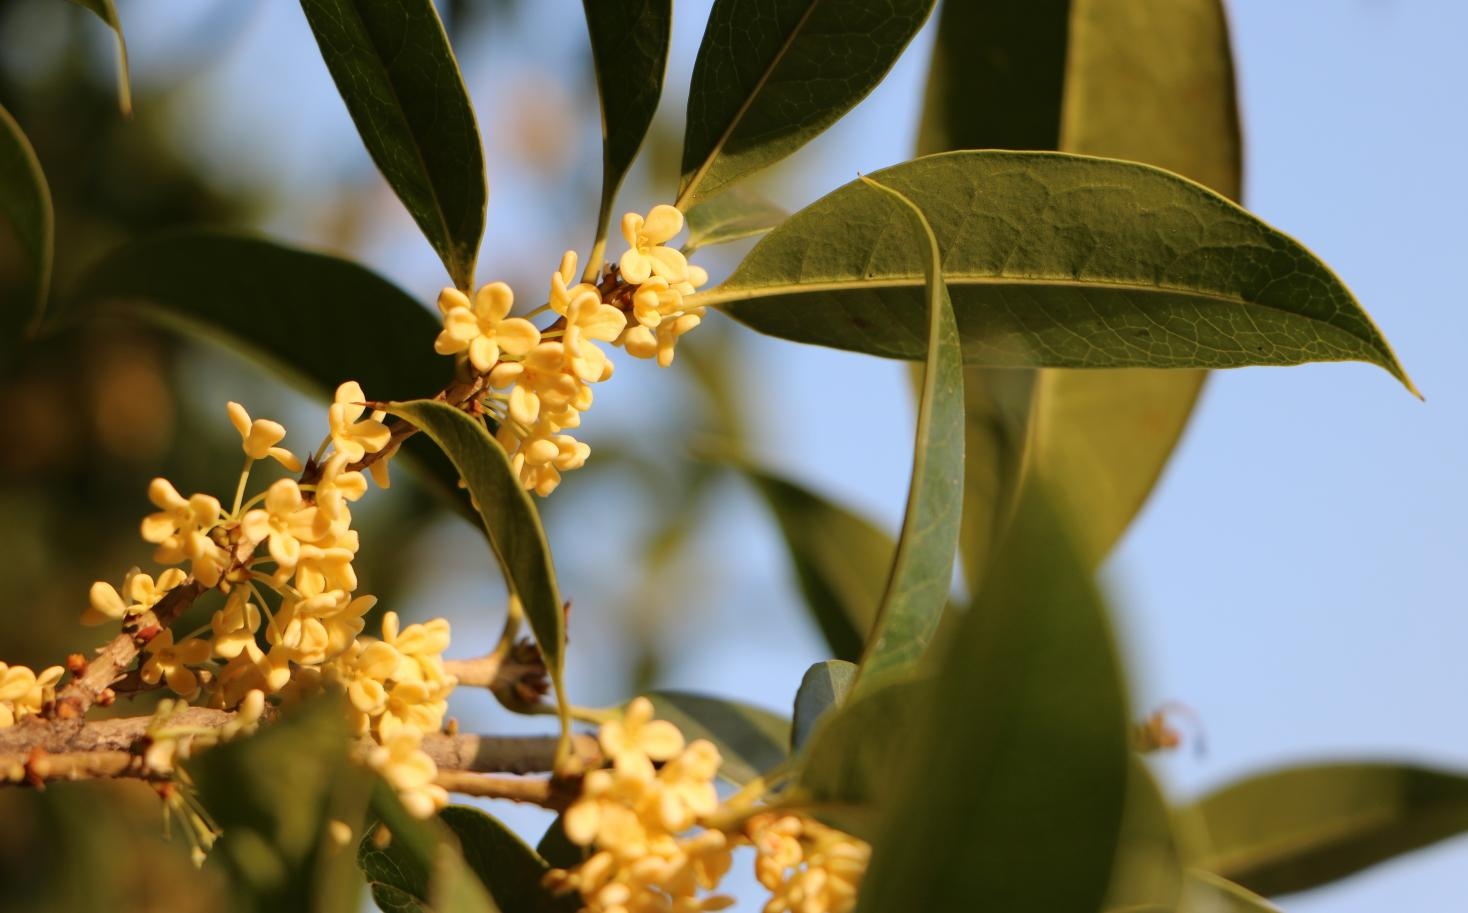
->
[37,0,1468,909]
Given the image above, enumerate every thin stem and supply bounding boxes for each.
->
[230,458,255,518]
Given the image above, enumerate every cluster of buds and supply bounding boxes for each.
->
[0,662,65,728]
[435,204,708,496]
[77,383,456,818]
[547,698,870,913]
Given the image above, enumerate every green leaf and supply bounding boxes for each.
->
[63,231,446,400]
[534,816,586,871]
[737,465,890,661]
[66,0,132,115]
[796,678,925,838]
[0,103,53,351]
[386,400,569,739]
[683,188,787,253]
[676,0,935,207]
[848,177,963,699]
[582,0,670,257]
[1184,762,1468,897]
[853,485,1129,913]
[300,0,486,289]
[1106,759,1186,913]
[1180,871,1283,913]
[918,0,1243,576]
[790,659,856,751]
[644,691,788,786]
[359,787,499,913]
[59,231,469,512]
[187,695,372,913]
[700,151,1414,393]
[438,807,577,913]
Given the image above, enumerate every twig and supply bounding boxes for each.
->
[51,579,208,722]
[442,654,504,689]
[431,770,573,810]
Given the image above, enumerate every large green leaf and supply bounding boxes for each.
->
[300,0,485,289]
[848,178,963,699]
[63,231,446,398]
[918,0,1242,576]
[683,188,787,253]
[66,0,133,115]
[853,486,1129,913]
[359,787,499,913]
[1106,759,1187,913]
[1179,871,1283,913]
[59,231,468,510]
[790,659,856,751]
[1184,762,1468,897]
[699,151,1413,393]
[0,103,53,351]
[187,695,372,913]
[581,0,670,259]
[644,691,788,786]
[737,465,890,661]
[438,807,575,913]
[675,0,935,207]
[387,400,569,738]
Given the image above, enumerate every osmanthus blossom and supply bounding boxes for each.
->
[83,567,188,626]
[328,381,392,462]
[619,203,689,284]
[434,281,542,373]
[241,478,318,577]
[226,401,301,470]
[141,629,212,699]
[140,478,228,585]
[0,662,64,728]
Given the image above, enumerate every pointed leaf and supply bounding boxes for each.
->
[0,103,53,351]
[676,0,935,207]
[848,178,963,699]
[644,691,788,786]
[66,0,132,115]
[918,0,1243,575]
[300,0,486,289]
[1185,762,1468,897]
[790,659,856,751]
[683,188,787,253]
[737,465,890,661]
[854,486,1130,913]
[534,816,586,871]
[63,231,446,399]
[359,788,499,913]
[1106,759,1186,913]
[699,151,1413,392]
[582,0,670,252]
[59,231,468,511]
[187,695,373,913]
[438,807,577,913]
[386,400,569,737]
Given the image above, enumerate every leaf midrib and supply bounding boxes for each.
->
[1205,803,1406,879]
[336,0,468,286]
[677,0,824,208]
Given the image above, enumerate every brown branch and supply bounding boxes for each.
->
[0,708,600,785]
[442,653,503,689]
[51,578,208,722]
[432,770,573,810]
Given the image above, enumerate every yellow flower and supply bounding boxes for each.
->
[620,205,689,284]
[748,815,869,913]
[210,587,261,658]
[491,342,583,427]
[624,312,703,368]
[269,591,374,665]
[561,286,626,384]
[434,282,542,373]
[329,381,392,462]
[226,401,302,470]
[653,740,722,832]
[506,424,590,497]
[0,663,64,727]
[601,696,685,765]
[141,629,211,698]
[295,543,359,598]
[310,451,368,541]
[241,478,318,575]
[140,478,228,585]
[369,730,448,819]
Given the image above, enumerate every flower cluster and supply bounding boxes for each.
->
[0,662,64,728]
[76,383,455,818]
[435,204,708,496]
[547,699,870,913]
